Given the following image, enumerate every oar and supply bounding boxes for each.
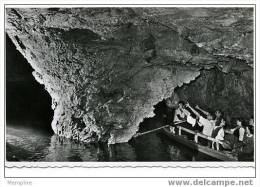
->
[133,121,185,138]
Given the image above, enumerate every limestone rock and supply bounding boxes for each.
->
[5,8,253,143]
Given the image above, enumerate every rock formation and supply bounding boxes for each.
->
[5,8,253,143]
[176,67,254,124]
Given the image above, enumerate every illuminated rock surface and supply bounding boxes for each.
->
[6,8,253,143]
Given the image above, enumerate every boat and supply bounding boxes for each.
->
[162,125,238,161]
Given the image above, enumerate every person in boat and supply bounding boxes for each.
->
[215,110,222,121]
[195,105,222,126]
[230,118,246,142]
[174,101,190,122]
[249,117,254,126]
[238,120,254,161]
[171,101,190,133]
[248,117,254,135]
[212,118,225,140]
[225,118,246,157]
[185,102,215,145]
[245,122,254,139]
[211,118,226,150]
[244,118,254,146]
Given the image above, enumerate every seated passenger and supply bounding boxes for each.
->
[211,118,226,150]
[244,119,254,141]
[214,110,223,124]
[248,117,254,134]
[245,125,254,138]
[222,118,247,156]
[170,101,190,133]
[212,118,225,141]
[186,103,215,137]
[238,121,254,161]
[231,118,245,142]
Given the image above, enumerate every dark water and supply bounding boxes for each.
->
[6,121,218,162]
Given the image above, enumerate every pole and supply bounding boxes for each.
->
[133,121,185,138]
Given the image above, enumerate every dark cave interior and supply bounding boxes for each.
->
[6,34,54,133]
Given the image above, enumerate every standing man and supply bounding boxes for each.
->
[185,103,215,144]
[195,105,222,126]
[231,119,245,142]
[174,101,190,122]
[170,101,190,133]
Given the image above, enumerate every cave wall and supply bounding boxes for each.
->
[176,67,254,124]
[5,8,253,143]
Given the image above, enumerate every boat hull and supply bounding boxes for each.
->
[162,128,237,161]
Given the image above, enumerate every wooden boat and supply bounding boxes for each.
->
[162,126,238,161]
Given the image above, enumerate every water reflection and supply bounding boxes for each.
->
[168,145,190,161]
[6,126,138,162]
[108,143,137,161]
[6,124,216,162]
[6,126,52,161]
[43,135,98,161]
[131,133,171,161]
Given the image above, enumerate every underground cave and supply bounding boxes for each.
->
[6,34,54,132]
[5,7,254,162]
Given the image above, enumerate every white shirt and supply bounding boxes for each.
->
[198,116,215,136]
[187,115,196,127]
[214,127,225,141]
[174,108,190,122]
[238,128,245,141]
[231,126,245,141]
